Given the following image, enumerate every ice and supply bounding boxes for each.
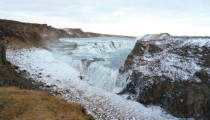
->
[6,48,177,120]
[182,38,210,47]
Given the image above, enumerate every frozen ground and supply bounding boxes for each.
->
[7,48,177,120]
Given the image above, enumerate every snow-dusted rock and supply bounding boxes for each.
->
[119,33,210,118]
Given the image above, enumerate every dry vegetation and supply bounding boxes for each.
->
[0,87,94,120]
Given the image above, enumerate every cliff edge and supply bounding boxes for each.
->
[119,33,210,118]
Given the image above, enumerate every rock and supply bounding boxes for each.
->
[0,19,71,47]
[0,40,39,89]
[0,41,6,66]
[119,33,210,118]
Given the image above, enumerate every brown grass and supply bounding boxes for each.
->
[0,87,94,120]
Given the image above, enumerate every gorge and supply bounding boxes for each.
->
[0,19,209,119]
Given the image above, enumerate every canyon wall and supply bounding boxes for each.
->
[119,33,210,118]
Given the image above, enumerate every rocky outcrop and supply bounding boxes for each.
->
[0,41,6,66]
[0,40,39,89]
[119,33,210,118]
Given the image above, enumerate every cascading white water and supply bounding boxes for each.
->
[46,37,137,93]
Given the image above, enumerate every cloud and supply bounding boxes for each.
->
[0,0,210,36]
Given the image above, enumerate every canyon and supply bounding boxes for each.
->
[0,19,209,119]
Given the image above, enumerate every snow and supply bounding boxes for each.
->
[6,48,177,120]
[182,38,210,47]
[141,34,157,41]
[6,49,80,87]
[141,33,170,41]
[135,52,202,82]
[127,36,210,83]
[63,28,73,35]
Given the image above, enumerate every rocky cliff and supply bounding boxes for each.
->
[0,19,72,47]
[119,33,210,118]
[0,19,134,48]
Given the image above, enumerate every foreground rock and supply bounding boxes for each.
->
[0,87,94,120]
[119,33,210,118]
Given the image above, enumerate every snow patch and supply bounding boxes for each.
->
[63,28,73,35]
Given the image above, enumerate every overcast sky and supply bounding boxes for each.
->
[1,0,210,36]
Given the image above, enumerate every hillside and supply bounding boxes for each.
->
[0,19,134,48]
[0,87,94,120]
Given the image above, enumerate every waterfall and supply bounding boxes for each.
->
[46,37,136,93]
